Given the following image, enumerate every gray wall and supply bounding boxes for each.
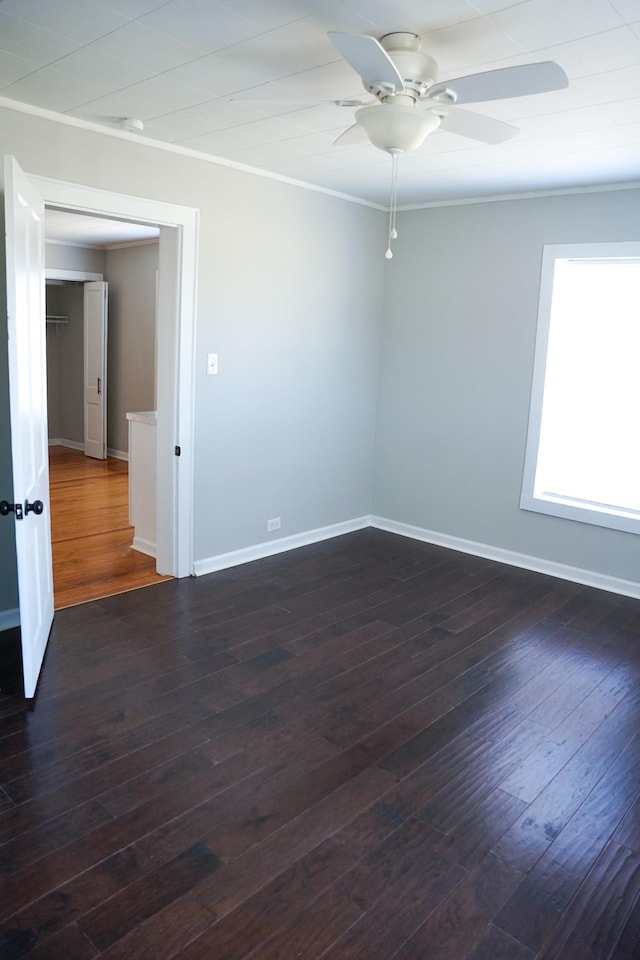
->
[0,106,385,599]
[46,283,84,443]
[105,242,158,454]
[374,187,640,586]
[44,241,158,455]
[5,102,635,621]
[45,243,105,446]
[46,242,105,274]
[192,173,383,558]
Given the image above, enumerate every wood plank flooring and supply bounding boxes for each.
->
[2,529,640,958]
[49,445,171,610]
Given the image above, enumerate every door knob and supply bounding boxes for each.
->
[1,500,43,518]
[0,500,23,519]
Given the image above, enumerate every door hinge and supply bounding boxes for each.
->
[174,445,181,457]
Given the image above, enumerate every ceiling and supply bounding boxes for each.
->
[45,208,160,245]
[1,0,639,207]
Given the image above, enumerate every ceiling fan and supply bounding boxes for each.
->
[241,31,569,256]
[325,32,567,149]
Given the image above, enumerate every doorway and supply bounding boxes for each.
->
[30,173,198,582]
[44,210,169,607]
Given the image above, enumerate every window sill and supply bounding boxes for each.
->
[520,493,640,536]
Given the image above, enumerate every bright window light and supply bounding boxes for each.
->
[521,241,640,535]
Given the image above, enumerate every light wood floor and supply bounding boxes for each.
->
[49,445,171,610]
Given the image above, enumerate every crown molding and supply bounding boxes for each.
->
[2,96,636,215]
[45,237,103,250]
[398,179,640,211]
[105,237,160,251]
[45,235,159,251]
[0,96,384,212]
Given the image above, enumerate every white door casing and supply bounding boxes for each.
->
[4,155,54,698]
[31,174,198,578]
[83,280,108,460]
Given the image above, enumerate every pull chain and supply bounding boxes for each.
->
[385,149,400,259]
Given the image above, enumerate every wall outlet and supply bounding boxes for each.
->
[207,353,218,375]
[267,517,281,532]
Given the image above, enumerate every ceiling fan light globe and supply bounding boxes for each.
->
[355,103,440,153]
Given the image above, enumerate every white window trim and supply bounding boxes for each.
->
[521,240,640,536]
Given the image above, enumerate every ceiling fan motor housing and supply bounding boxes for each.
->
[379,32,438,97]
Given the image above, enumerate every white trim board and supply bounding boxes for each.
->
[32,173,198,580]
[106,238,159,251]
[0,97,382,212]
[370,516,640,601]
[48,438,83,451]
[46,269,103,282]
[399,179,640,212]
[48,439,127,460]
[193,517,371,577]
[46,238,104,251]
[4,97,635,213]
[194,513,640,599]
[132,537,156,558]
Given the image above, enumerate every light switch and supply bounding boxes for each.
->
[207,353,218,375]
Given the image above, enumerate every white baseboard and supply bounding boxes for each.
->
[193,516,371,577]
[191,511,640,600]
[131,537,156,558]
[48,437,83,451]
[371,515,640,600]
[48,439,128,461]
[108,448,128,461]
[0,608,20,631]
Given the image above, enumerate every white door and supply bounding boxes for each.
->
[4,155,54,698]
[83,280,108,459]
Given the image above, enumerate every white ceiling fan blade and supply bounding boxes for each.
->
[333,123,369,146]
[429,61,568,104]
[438,108,519,144]
[328,32,403,90]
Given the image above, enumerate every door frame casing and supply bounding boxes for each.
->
[33,175,198,578]
[83,280,108,461]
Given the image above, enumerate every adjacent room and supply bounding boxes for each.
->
[0,1,639,958]
[44,209,170,607]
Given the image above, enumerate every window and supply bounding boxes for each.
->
[521,241,640,535]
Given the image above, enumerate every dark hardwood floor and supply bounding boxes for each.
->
[1,529,640,959]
